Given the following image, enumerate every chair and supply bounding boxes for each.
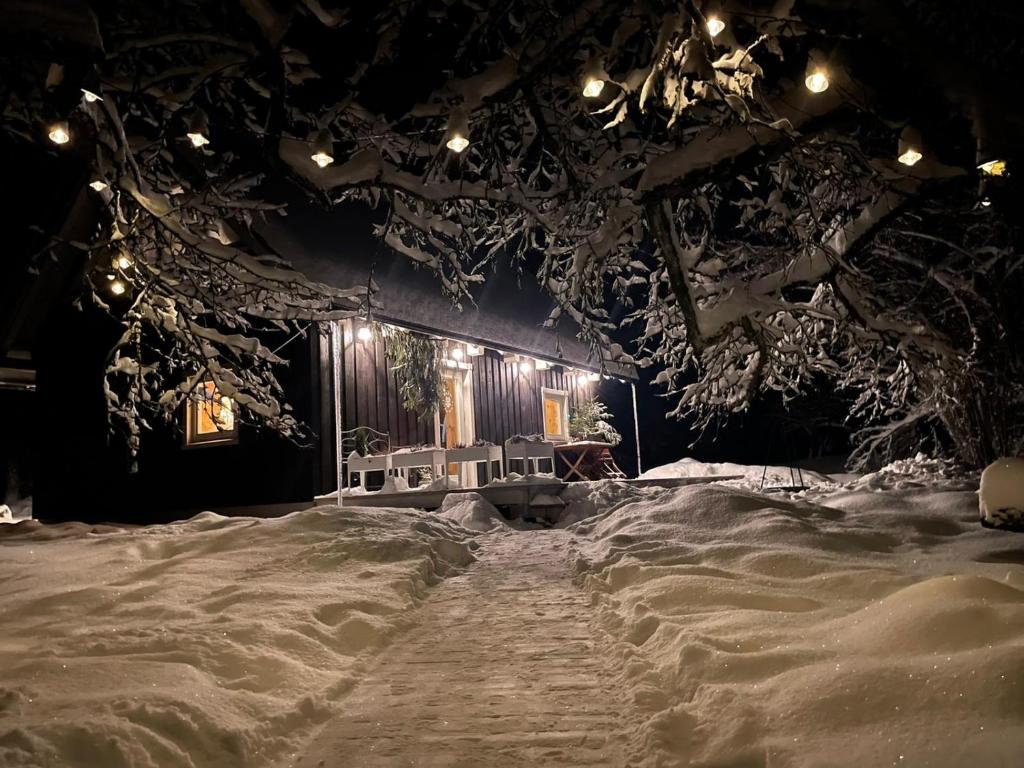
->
[504,436,556,476]
[339,427,391,498]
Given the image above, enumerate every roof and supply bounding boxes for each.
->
[258,203,637,379]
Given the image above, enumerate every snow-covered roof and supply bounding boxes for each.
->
[259,204,637,379]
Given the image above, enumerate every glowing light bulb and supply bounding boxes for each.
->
[582,77,605,98]
[805,70,829,93]
[89,180,108,191]
[706,16,725,37]
[357,325,373,343]
[110,279,126,296]
[978,159,1006,177]
[898,147,923,167]
[187,131,209,148]
[981,197,992,208]
[115,254,132,269]
[451,347,464,361]
[48,122,70,145]
[446,133,469,153]
[312,151,333,168]
[577,374,589,386]
[519,361,532,374]
[81,88,102,103]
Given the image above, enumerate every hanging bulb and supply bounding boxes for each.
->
[706,16,726,37]
[804,50,830,93]
[48,121,70,145]
[110,279,126,296]
[581,54,606,98]
[89,180,108,191]
[80,70,103,102]
[115,253,133,270]
[445,107,470,152]
[897,126,924,167]
[357,325,373,343]
[186,109,210,148]
[310,127,335,168]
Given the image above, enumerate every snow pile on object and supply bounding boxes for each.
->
[556,480,655,528]
[639,456,832,489]
[845,452,973,491]
[437,492,508,532]
[571,483,1024,767]
[0,506,474,768]
[980,456,1024,529]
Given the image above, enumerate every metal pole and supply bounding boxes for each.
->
[630,382,642,477]
[331,321,345,508]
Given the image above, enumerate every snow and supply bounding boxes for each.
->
[980,457,1024,529]
[568,465,1024,767]
[639,456,832,489]
[0,506,475,768]
[436,492,508,532]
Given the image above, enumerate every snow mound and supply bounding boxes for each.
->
[639,456,832,489]
[980,456,1024,529]
[0,506,475,768]
[556,480,657,528]
[437,492,508,532]
[571,483,1024,767]
[846,452,974,492]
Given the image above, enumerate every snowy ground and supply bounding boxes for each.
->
[0,508,474,767]
[1,459,1022,767]
[569,461,1024,767]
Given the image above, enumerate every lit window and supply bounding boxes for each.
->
[541,388,569,442]
[185,381,238,446]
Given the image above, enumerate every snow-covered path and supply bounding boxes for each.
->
[294,529,630,767]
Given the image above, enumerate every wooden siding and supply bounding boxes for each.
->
[331,320,591,453]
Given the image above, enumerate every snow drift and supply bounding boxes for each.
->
[570,478,1024,767]
[0,506,475,768]
[436,492,508,532]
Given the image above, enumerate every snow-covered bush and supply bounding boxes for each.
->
[980,457,1024,530]
[569,397,621,446]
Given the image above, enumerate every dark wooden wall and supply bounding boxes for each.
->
[332,320,593,451]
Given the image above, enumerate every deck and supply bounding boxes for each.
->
[313,474,743,516]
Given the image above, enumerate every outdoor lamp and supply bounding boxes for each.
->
[186,109,210,148]
[445,108,470,152]
[897,126,924,167]
[357,325,373,343]
[581,55,606,98]
[310,128,334,168]
[48,121,70,145]
[804,50,830,94]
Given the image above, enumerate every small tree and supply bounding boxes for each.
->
[570,398,622,446]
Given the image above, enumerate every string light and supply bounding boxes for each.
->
[48,121,70,145]
[581,55,605,98]
[706,16,726,37]
[115,254,133,270]
[310,128,334,168]
[804,50,830,93]
[897,126,924,167]
[89,180,108,191]
[81,71,103,103]
[445,107,470,152]
[110,279,126,296]
[186,109,210,148]
[357,325,373,343]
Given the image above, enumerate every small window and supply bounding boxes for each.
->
[185,381,238,447]
[541,387,569,442]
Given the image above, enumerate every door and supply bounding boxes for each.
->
[439,369,474,483]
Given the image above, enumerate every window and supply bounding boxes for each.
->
[185,381,238,447]
[541,387,569,442]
